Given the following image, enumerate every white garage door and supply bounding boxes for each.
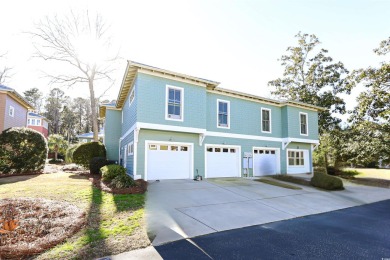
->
[206,145,240,178]
[253,148,278,176]
[287,149,310,174]
[147,143,192,180]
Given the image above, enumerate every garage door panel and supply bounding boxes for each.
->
[253,148,278,176]
[206,146,240,178]
[147,143,192,180]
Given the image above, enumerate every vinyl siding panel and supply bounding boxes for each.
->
[136,73,207,129]
[3,95,28,130]
[0,93,5,131]
[120,130,134,175]
[206,92,282,137]
[285,106,319,140]
[104,109,121,161]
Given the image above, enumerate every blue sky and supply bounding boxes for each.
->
[0,0,389,116]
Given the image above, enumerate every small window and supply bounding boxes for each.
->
[217,100,230,128]
[127,142,134,156]
[223,148,229,153]
[300,113,308,135]
[9,106,14,117]
[160,145,168,151]
[230,149,236,153]
[271,150,275,155]
[31,119,36,125]
[149,144,157,150]
[259,150,264,154]
[288,150,305,166]
[207,147,213,152]
[265,150,270,154]
[171,146,178,151]
[215,148,221,152]
[166,86,183,121]
[181,146,188,151]
[36,119,41,126]
[261,108,271,133]
[129,89,135,106]
[27,119,31,125]
[254,150,258,154]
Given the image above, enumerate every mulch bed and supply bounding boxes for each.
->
[88,175,147,194]
[339,176,390,188]
[0,198,85,259]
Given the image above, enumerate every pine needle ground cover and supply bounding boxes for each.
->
[0,172,149,259]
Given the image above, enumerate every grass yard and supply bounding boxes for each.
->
[345,168,390,180]
[0,172,150,259]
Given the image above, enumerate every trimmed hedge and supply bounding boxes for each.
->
[89,157,107,175]
[110,174,137,188]
[101,165,126,182]
[0,127,48,174]
[310,171,344,190]
[73,142,106,169]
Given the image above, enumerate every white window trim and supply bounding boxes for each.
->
[286,149,306,167]
[165,85,184,122]
[261,108,272,133]
[299,112,309,136]
[217,99,230,129]
[127,141,134,156]
[9,106,14,117]
[129,89,135,107]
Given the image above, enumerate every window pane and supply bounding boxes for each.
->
[254,150,258,154]
[207,147,213,152]
[300,159,304,165]
[271,150,275,154]
[149,145,157,150]
[223,148,228,153]
[215,148,221,152]
[181,146,188,151]
[265,150,269,154]
[171,146,178,151]
[174,90,181,102]
[168,105,174,115]
[160,145,168,150]
[174,105,180,116]
[169,89,175,100]
[260,150,264,154]
[263,110,269,120]
[289,158,295,165]
[296,158,300,165]
[288,151,293,157]
[230,149,235,153]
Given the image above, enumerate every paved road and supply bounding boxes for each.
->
[155,199,390,259]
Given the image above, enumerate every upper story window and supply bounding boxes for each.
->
[166,85,184,121]
[300,112,308,135]
[9,106,14,117]
[217,99,230,128]
[129,89,135,106]
[261,108,271,133]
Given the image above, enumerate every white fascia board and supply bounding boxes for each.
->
[283,137,319,145]
[206,131,282,142]
[137,122,206,134]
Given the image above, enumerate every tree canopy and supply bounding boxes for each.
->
[268,32,349,134]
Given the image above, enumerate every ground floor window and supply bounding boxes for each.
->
[288,150,304,166]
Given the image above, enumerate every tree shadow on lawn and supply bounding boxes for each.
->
[0,174,40,185]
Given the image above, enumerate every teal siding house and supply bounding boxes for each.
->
[100,61,323,181]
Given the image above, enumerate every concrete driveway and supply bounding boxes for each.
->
[145,177,390,246]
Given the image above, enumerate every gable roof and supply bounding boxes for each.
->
[0,84,34,110]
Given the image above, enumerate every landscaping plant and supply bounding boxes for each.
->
[0,127,48,174]
[310,171,344,190]
[73,142,106,169]
[89,157,107,175]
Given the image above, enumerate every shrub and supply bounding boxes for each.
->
[101,165,126,182]
[340,169,361,177]
[89,157,107,175]
[65,144,79,163]
[0,127,48,174]
[110,174,137,188]
[310,171,344,190]
[73,142,106,169]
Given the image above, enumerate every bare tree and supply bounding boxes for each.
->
[30,10,118,142]
[0,52,12,84]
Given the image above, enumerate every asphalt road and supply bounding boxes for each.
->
[155,199,390,259]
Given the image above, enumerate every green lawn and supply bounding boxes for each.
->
[344,168,390,180]
[0,172,149,259]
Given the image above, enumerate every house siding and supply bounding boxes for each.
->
[104,109,121,161]
[120,130,134,175]
[136,72,207,129]
[3,95,28,131]
[0,93,6,131]
[285,106,318,140]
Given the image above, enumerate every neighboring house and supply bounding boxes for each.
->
[77,130,104,143]
[100,61,323,181]
[0,85,33,132]
[27,112,49,138]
